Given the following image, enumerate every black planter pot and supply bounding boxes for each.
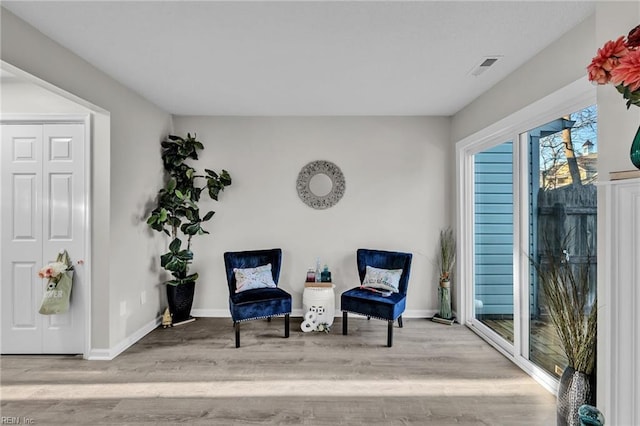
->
[166,281,196,325]
[557,366,596,426]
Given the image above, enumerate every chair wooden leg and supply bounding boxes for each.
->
[342,311,348,335]
[234,322,240,348]
[387,320,393,347]
[398,316,403,328]
[284,314,290,338]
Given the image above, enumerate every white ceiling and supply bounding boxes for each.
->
[2,1,595,116]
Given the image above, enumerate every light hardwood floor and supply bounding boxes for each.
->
[481,318,567,377]
[1,317,555,425]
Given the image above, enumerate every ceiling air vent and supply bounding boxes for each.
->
[469,56,502,77]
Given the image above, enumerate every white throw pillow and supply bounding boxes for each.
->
[361,265,403,293]
[234,263,277,293]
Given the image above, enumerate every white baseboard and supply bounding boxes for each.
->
[86,315,161,360]
[190,308,230,317]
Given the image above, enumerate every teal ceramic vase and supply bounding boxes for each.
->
[631,125,640,170]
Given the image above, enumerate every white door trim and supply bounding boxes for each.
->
[1,114,92,358]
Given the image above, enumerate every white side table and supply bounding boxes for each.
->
[302,284,336,327]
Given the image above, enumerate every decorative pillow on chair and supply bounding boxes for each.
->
[361,265,403,293]
[234,264,277,293]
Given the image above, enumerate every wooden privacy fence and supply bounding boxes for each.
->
[534,184,597,318]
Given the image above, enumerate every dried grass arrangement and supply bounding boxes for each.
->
[531,233,597,374]
[437,227,456,282]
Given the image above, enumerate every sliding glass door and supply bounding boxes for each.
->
[468,104,597,381]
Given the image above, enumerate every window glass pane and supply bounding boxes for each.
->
[474,141,514,343]
[527,105,598,377]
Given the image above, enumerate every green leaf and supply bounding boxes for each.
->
[208,185,221,201]
[167,257,184,269]
[205,169,218,178]
[166,272,199,286]
[220,170,232,186]
[169,238,182,253]
[182,223,201,235]
[185,198,198,209]
[160,252,174,268]
[164,257,187,273]
[202,211,215,222]
[166,177,177,193]
[158,208,168,222]
[175,190,184,199]
[146,215,157,225]
[176,249,193,261]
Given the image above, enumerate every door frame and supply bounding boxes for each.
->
[1,113,92,358]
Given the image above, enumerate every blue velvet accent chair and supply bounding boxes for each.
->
[223,248,291,348]
[341,248,413,347]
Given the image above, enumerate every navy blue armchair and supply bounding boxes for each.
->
[223,248,291,348]
[341,249,413,347]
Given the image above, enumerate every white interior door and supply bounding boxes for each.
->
[1,122,86,354]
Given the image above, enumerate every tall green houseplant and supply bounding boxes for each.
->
[147,133,231,322]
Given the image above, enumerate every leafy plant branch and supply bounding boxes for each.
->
[147,133,232,286]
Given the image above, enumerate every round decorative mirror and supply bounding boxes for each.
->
[296,160,346,209]
[308,173,333,197]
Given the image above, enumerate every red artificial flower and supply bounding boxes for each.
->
[587,36,628,85]
[611,49,640,92]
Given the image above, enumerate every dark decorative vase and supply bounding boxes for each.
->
[631,125,640,170]
[166,281,196,324]
[557,367,596,426]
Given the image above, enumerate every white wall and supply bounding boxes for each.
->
[173,116,451,316]
[1,80,90,113]
[452,14,596,143]
[1,8,173,353]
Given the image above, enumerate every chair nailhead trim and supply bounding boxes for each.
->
[341,310,391,322]
[237,313,289,322]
